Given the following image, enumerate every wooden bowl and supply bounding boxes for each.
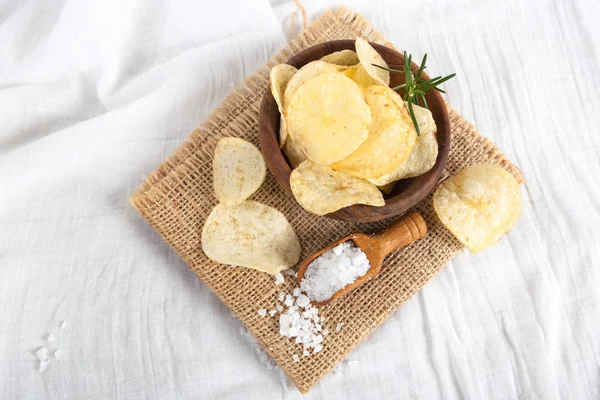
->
[258,40,450,223]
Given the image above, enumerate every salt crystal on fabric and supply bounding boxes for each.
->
[292,288,301,297]
[292,354,300,362]
[274,273,284,285]
[300,241,370,302]
[269,310,277,317]
[257,309,267,317]
[276,305,284,312]
[336,322,344,332]
[39,360,49,372]
[36,347,48,361]
[278,292,285,302]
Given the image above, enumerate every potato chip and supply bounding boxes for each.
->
[290,160,384,215]
[377,182,395,195]
[287,72,371,165]
[213,138,266,205]
[332,86,416,178]
[320,50,360,66]
[283,60,342,114]
[355,37,390,86]
[202,201,302,273]
[367,104,438,185]
[433,163,522,253]
[282,126,307,169]
[348,65,380,87]
[270,64,297,147]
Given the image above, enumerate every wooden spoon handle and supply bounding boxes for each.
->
[374,211,427,257]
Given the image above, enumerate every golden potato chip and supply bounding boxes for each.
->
[320,50,360,66]
[287,72,371,165]
[213,138,266,205]
[290,160,384,215]
[433,163,522,253]
[367,104,438,185]
[355,37,390,86]
[270,64,297,147]
[348,65,380,87]
[283,60,341,113]
[332,86,416,179]
[201,201,302,274]
[378,182,395,195]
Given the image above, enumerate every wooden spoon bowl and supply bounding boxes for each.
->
[297,211,427,306]
[258,40,450,223]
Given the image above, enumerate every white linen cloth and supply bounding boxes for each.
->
[1,0,599,398]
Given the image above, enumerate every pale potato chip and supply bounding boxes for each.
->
[213,138,266,205]
[290,160,384,216]
[282,125,307,169]
[202,201,302,274]
[332,86,416,179]
[283,60,342,114]
[367,104,438,185]
[320,50,360,66]
[270,64,297,147]
[377,182,395,195]
[433,163,522,253]
[355,37,390,86]
[287,72,371,165]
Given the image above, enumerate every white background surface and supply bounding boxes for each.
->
[1,0,599,398]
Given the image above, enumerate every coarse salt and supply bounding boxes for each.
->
[60,320,67,330]
[54,350,62,360]
[284,295,294,307]
[292,288,301,297]
[278,292,285,302]
[274,273,284,285]
[35,347,48,361]
[336,322,344,332]
[300,241,370,302]
[47,334,56,342]
[296,294,310,308]
[292,354,300,362]
[39,360,49,372]
[268,310,277,317]
[283,269,296,277]
[257,309,267,317]
[303,350,310,356]
[323,329,329,336]
[276,305,284,312]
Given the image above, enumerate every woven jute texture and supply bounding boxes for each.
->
[130,6,524,393]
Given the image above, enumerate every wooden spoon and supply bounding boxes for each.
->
[297,211,427,306]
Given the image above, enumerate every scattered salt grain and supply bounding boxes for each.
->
[274,273,284,285]
[39,360,49,372]
[269,310,277,317]
[323,329,329,336]
[47,334,56,342]
[258,309,267,317]
[60,320,67,330]
[283,269,296,277]
[336,322,344,332]
[35,347,48,361]
[295,294,310,308]
[303,349,310,356]
[300,241,370,302]
[292,288,301,297]
[278,292,285,302]
[313,344,323,353]
[54,350,62,360]
[284,295,294,307]
[292,354,300,362]
[276,305,284,312]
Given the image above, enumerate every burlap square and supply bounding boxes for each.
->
[130,6,524,393]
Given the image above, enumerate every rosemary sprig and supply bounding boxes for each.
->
[373,52,455,136]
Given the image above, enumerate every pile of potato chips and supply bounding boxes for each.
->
[270,38,439,216]
[202,138,301,274]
